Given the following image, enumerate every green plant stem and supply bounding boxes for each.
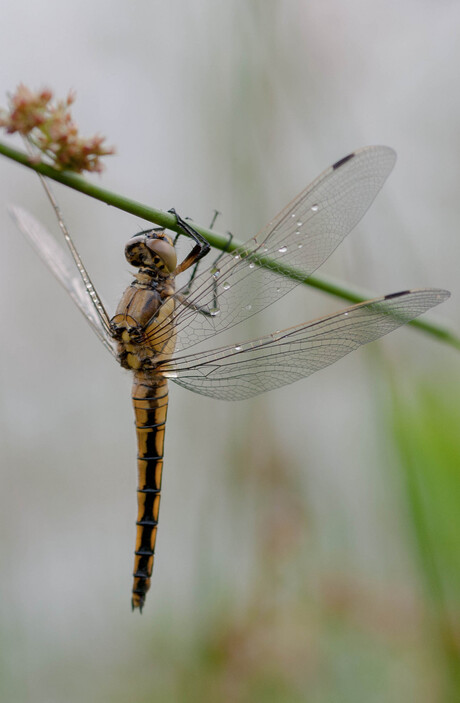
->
[1,140,458,351]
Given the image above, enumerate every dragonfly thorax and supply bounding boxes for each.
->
[125,229,177,276]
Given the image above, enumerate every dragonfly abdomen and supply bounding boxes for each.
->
[131,373,169,612]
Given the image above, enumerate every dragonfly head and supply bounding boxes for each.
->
[125,228,177,275]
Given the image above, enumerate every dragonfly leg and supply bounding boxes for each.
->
[174,291,216,317]
[168,208,210,277]
[210,230,233,310]
[176,210,221,294]
[173,228,233,317]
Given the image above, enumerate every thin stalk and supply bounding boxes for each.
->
[1,140,458,351]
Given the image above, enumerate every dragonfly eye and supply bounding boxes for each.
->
[145,238,177,273]
[125,233,177,272]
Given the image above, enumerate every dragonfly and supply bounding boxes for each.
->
[10,145,449,612]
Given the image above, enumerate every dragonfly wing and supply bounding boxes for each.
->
[165,289,449,401]
[154,146,397,354]
[9,205,118,357]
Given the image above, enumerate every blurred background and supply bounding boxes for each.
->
[0,2,459,701]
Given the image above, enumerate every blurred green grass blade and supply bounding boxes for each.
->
[390,382,460,698]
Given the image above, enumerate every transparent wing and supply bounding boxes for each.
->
[153,145,397,353]
[9,205,118,357]
[163,289,449,401]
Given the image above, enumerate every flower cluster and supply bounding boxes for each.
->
[0,84,115,173]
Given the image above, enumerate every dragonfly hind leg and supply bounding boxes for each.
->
[170,208,234,318]
[174,227,234,318]
[209,229,233,311]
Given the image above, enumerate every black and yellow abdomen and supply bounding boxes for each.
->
[131,373,169,611]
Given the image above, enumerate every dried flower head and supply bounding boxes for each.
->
[0,84,115,173]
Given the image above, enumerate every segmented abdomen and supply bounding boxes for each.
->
[131,372,169,611]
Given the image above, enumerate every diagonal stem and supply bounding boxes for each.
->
[1,140,458,351]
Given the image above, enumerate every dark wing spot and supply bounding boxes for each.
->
[384,290,411,300]
[332,152,355,170]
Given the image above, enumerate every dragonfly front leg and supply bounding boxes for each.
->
[168,208,210,276]
[175,210,227,296]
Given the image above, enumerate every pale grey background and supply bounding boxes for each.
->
[0,2,458,701]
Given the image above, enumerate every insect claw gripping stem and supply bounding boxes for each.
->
[168,208,211,261]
